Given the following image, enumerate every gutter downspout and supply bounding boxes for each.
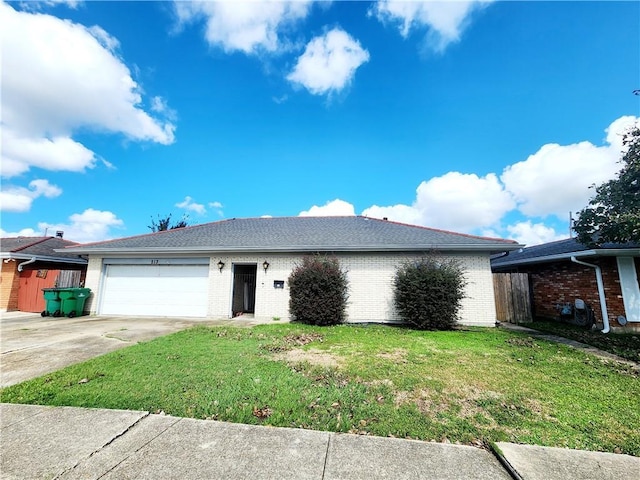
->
[571,256,610,334]
[17,256,37,272]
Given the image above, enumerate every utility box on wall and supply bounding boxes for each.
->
[274,280,285,289]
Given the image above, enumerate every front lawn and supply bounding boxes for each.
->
[526,319,640,362]
[1,324,638,455]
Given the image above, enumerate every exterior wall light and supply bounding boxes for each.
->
[263,260,270,273]
[217,260,225,272]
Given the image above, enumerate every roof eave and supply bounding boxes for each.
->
[492,248,640,268]
[61,243,523,256]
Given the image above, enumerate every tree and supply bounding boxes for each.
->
[574,126,640,246]
[147,214,189,232]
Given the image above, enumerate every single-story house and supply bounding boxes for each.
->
[61,216,521,326]
[491,237,640,333]
[1,236,88,313]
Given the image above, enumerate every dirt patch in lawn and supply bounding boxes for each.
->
[273,348,341,368]
[376,348,408,363]
[283,332,324,346]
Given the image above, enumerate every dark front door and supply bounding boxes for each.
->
[232,264,257,315]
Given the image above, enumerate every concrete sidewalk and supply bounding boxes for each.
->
[1,404,638,480]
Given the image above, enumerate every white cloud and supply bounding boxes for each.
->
[501,115,639,218]
[176,196,206,215]
[359,116,638,241]
[0,2,175,180]
[505,221,566,247]
[0,180,63,213]
[287,28,370,96]
[174,0,311,55]
[361,203,424,226]
[19,1,81,12]
[1,131,97,178]
[208,201,225,217]
[37,209,124,243]
[363,172,515,232]
[0,227,40,237]
[298,116,637,244]
[299,199,356,217]
[372,0,493,52]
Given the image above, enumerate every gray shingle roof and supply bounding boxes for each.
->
[62,216,520,254]
[491,237,639,268]
[1,237,86,262]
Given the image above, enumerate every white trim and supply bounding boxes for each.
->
[0,252,87,265]
[494,249,640,268]
[617,257,640,322]
[102,257,209,265]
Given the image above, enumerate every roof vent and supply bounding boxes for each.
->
[56,231,64,238]
[383,217,388,221]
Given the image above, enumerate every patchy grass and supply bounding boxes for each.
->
[1,324,639,455]
[527,319,640,362]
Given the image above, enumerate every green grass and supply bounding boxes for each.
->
[526,319,640,362]
[2,324,639,455]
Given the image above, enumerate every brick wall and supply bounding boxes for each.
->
[0,261,20,311]
[83,256,103,314]
[207,252,496,326]
[527,258,627,327]
[86,252,498,327]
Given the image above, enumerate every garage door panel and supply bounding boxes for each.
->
[101,264,209,317]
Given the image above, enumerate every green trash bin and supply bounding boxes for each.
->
[42,288,62,317]
[58,288,76,317]
[73,288,91,317]
[58,288,91,318]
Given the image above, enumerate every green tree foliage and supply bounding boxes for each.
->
[288,255,349,326]
[393,257,467,330]
[574,126,640,246]
[148,214,189,232]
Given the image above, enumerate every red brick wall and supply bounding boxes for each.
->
[527,257,626,327]
[0,261,20,311]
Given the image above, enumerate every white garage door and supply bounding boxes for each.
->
[101,263,209,317]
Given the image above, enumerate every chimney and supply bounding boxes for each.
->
[56,231,64,238]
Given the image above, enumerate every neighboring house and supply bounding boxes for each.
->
[61,216,520,327]
[1,236,88,313]
[491,238,640,333]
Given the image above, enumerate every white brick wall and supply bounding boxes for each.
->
[84,252,497,326]
[84,256,103,314]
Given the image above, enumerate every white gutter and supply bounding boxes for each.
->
[17,256,37,272]
[1,253,87,265]
[570,256,610,334]
[493,248,640,268]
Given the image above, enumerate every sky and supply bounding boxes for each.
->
[1,0,639,246]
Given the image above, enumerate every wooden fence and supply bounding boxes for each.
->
[493,273,533,324]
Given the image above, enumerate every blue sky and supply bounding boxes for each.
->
[1,0,639,245]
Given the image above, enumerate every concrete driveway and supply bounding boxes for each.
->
[0,313,241,388]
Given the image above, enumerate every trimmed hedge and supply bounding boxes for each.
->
[288,255,349,326]
[393,257,467,330]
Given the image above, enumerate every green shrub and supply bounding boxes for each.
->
[288,255,349,326]
[393,257,467,330]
